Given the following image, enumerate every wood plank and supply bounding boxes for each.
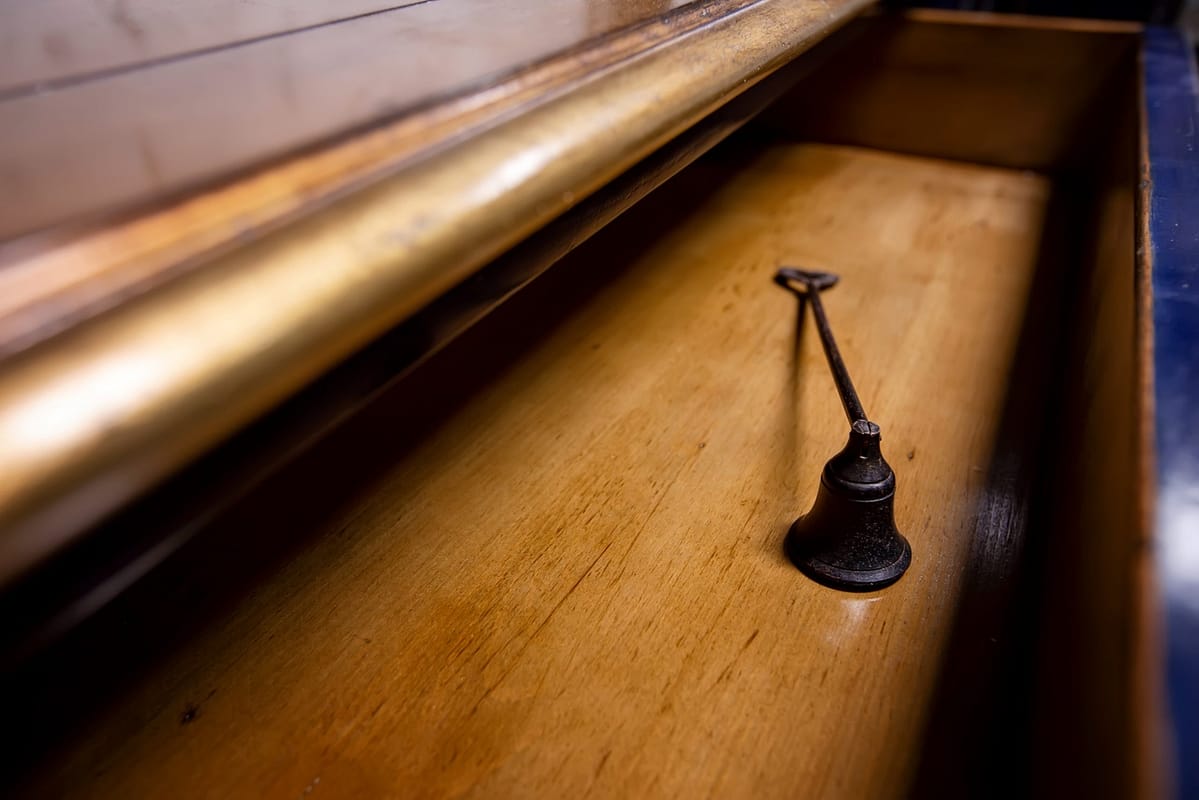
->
[0,0,698,239]
[0,0,428,95]
[17,142,1053,797]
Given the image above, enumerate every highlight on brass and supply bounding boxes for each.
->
[0,0,1192,797]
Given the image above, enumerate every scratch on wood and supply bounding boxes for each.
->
[471,540,614,712]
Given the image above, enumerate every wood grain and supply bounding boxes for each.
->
[0,0,696,239]
[17,142,1054,797]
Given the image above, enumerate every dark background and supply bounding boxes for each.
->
[888,0,1182,23]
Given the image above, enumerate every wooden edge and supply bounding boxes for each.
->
[896,7,1143,34]
[0,0,871,585]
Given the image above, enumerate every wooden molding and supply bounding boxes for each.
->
[0,0,870,584]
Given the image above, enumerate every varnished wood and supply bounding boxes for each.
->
[0,63,813,664]
[0,0,702,239]
[1034,174,1143,796]
[0,12,1165,795]
[0,0,769,357]
[761,11,1139,172]
[0,0,869,586]
[1027,64,1157,799]
[16,142,1056,797]
[0,0,426,94]
[900,7,1142,34]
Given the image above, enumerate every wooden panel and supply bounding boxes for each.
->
[15,142,1053,797]
[0,0,698,239]
[0,0,425,94]
[1006,48,1155,798]
[758,11,1139,172]
[1031,173,1143,797]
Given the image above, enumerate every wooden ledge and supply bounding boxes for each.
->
[0,0,870,584]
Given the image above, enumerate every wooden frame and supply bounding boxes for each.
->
[1,5,1196,797]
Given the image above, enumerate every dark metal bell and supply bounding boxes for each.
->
[784,419,911,591]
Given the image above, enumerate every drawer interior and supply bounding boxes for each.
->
[7,12,1147,799]
[756,11,1145,796]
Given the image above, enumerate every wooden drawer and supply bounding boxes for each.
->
[1,7,1195,798]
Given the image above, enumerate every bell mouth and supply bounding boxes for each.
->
[786,517,911,592]
[783,422,911,591]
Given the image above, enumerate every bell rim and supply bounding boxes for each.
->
[785,527,912,592]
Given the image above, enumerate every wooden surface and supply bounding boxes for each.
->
[18,142,1055,797]
[0,0,761,355]
[0,0,869,588]
[0,0,773,356]
[1026,61,1145,794]
[0,0,424,94]
[761,12,1138,172]
[0,58,814,667]
[1033,175,1143,796]
[0,0,703,239]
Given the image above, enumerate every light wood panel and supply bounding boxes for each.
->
[0,0,697,239]
[17,143,1053,797]
[0,0,425,95]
